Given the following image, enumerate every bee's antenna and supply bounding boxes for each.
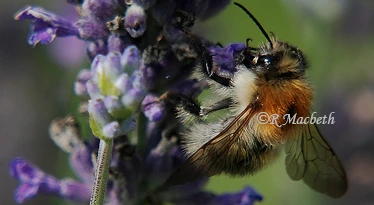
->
[233,2,273,48]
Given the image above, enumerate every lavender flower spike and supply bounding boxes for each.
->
[13,0,266,204]
[86,46,146,205]
[15,6,79,46]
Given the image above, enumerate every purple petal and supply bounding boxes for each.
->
[209,43,247,76]
[87,39,108,60]
[10,158,50,184]
[125,3,147,38]
[77,69,93,82]
[104,96,123,114]
[15,7,79,45]
[91,54,105,74]
[131,70,145,91]
[88,98,111,126]
[87,80,103,99]
[107,34,132,53]
[224,43,247,53]
[76,17,109,40]
[121,45,142,73]
[121,71,146,106]
[14,183,39,203]
[59,179,92,202]
[74,69,92,96]
[103,52,123,82]
[73,85,85,98]
[141,94,164,122]
[121,88,146,107]
[28,26,57,45]
[10,158,55,203]
[102,121,121,138]
[214,186,263,205]
[10,158,91,203]
[81,0,126,21]
[212,52,236,73]
[115,73,131,95]
[69,145,94,184]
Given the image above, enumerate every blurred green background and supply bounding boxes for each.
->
[1,0,373,205]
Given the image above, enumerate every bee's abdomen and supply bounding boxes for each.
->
[214,138,278,176]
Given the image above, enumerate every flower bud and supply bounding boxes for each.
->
[125,3,147,38]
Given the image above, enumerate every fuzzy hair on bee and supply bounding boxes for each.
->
[165,2,347,199]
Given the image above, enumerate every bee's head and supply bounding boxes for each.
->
[233,2,308,81]
[250,37,308,80]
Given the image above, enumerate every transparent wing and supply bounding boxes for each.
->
[165,104,257,185]
[285,123,348,198]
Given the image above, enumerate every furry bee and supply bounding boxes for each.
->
[165,2,347,198]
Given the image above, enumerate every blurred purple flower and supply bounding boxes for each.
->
[214,186,263,205]
[15,7,79,46]
[10,145,93,203]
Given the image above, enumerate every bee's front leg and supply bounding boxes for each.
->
[160,92,232,124]
[171,12,231,87]
[200,98,233,117]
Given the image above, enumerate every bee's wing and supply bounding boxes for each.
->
[285,123,347,198]
[165,104,257,185]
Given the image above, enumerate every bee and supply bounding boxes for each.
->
[165,2,347,198]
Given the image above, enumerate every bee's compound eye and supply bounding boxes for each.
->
[257,55,273,66]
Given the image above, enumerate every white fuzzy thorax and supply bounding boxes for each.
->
[181,65,259,156]
[231,65,258,114]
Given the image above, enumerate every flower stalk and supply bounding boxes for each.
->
[90,138,113,205]
[136,112,147,159]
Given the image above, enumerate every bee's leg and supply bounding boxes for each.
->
[160,92,232,124]
[216,42,224,48]
[171,12,231,87]
[159,92,201,118]
[200,98,233,117]
[186,32,232,87]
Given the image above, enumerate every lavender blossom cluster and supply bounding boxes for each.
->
[11,0,263,204]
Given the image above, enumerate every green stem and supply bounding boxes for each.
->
[135,112,149,203]
[136,112,147,159]
[89,139,113,205]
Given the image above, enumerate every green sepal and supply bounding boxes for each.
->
[109,107,134,120]
[89,114,106,140]
[97,72,119,96]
